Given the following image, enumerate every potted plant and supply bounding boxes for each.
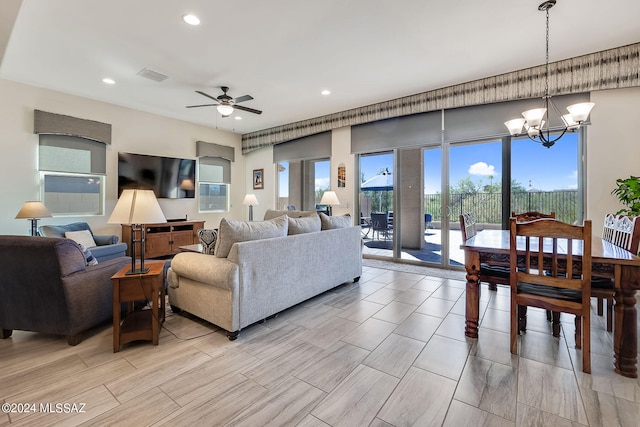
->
[611,176,640,216]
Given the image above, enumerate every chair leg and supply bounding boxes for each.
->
[518,305,527,333]
[606,297,613,332]
[546,310,552,321]
[551,312,561,337]
[596,297,604,316]
[488,282,497,291]
[574,316,582,350]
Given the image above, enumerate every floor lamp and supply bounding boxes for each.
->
[15,201,52,236]
[108,189,166,274]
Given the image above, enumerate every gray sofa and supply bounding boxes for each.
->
[167,214,362,339]
[0,236,130,345]
[39,222,127,263]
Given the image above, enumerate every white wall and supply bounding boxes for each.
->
[587,86,640,233]
[243,146,274,221]
[330,126,355,218]
[0,78,244,237]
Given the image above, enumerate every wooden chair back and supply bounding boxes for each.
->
[459,212,477,241]
[511,211,556,222]
[509,217,592,373]
[613,214,640,255]
[601,213,617,243]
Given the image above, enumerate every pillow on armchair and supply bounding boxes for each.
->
[198,229,218,255]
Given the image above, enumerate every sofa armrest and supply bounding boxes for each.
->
[93,234,119,245]
[169,252,239,291]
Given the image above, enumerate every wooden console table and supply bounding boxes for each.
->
[122,220,204,259]
[112,261,165,352]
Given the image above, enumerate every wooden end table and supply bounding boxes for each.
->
[112,261,165,352]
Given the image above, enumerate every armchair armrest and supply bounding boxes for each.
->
[93,235,119,245]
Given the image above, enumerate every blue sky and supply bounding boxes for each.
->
[362,133,578,193]
[279,133,578,196]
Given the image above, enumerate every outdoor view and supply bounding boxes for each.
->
[359,133,580,265]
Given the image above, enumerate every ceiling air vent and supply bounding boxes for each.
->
[137,67,168,82]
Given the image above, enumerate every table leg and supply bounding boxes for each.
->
[113,280,120,353]
[614,265,638,378]
[465,249,481,338]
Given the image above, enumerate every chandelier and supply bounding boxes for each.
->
[504,0,594,148]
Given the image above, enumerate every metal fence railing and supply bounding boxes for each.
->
[424,191,578,225]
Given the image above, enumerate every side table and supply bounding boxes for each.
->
[112,261,165,352]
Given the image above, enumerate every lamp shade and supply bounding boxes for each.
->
[217,105,234,116]
[108,189,166,225]
[15,201,52,219]
[566,102,595,122]
[320,191,340,206]
[243,194,259,206]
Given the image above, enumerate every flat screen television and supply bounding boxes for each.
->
[118,152,196,199]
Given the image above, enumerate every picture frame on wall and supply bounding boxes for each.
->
[253,169,264,189]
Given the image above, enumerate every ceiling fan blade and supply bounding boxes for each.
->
[195,90,219,102]
[233,95,253,103]
[186,103,219,108]
[234,105,263,115]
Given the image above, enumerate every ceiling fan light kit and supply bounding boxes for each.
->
[504,0,594,148]
[186,86,262,118]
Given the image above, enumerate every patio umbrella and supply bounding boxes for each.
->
[361,173,393,212]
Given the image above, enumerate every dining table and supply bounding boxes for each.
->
[461,229,640,378]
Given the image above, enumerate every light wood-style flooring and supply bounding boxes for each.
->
[1,263,640,426]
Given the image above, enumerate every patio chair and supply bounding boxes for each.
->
[371,213,392,240]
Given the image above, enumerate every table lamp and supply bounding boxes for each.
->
[243,194,259,221]
[108,189,166,274]
[320,191,340,216]
[15,201,52,236]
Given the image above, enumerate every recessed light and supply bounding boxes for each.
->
[321,89,331,95]
[182,14,200,25]
[234,116,242,120]
[102,78,115,85]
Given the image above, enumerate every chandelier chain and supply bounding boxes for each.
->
[545,8,550,99]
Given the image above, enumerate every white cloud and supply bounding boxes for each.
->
[315,177,330,190]
[468,162,496,176]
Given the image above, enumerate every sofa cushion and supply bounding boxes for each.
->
[65,230,97,248]
[198,228,218,255]
[264,209,316,220]
[319,212,352,230]
[288,215,321,235]
[78,243,98,265]
[215,216,289,258]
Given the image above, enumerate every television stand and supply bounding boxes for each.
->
[122,220,205,259]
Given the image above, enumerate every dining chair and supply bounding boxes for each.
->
[512,211,557,324]
[371,213,392,240]
[592,214,640,331]
[511,211,556,222]
[509,217,592,373]
[460,212,509,291]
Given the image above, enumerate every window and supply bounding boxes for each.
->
[39,134,105,216]
[199,157,230,212]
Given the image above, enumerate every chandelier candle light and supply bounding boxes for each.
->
[504,0,594,148]
[108,189,166,275]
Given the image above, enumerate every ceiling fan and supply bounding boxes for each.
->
[186,86,262,117]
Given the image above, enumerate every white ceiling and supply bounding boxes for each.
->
[1,0,639,135]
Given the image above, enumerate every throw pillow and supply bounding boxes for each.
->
[288,215,321,235]
[263,209,317,220]
[65,229,97,248]
[78,243,98,266]
[215,215,289,258]
[198,228,218,255]
[319,212,352,230]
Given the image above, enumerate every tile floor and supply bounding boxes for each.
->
[1,263,639,426]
